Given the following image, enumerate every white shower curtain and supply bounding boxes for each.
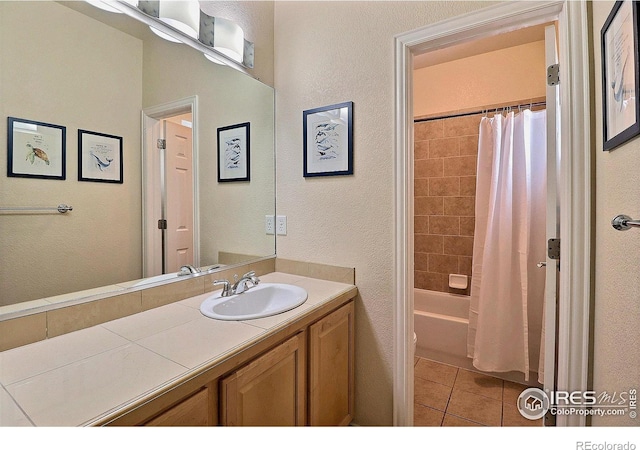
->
[467,110,547,381]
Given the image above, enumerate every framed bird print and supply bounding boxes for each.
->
[78,129,123,183]
[7,117,66,180]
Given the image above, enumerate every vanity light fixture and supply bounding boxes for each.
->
[98,0,253,70]
[200,12,254,68]
[212,17,244,63]
[137,0,200,43]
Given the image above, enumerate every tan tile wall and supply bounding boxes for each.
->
[414,114,482,295]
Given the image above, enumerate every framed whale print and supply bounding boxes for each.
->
[78,129,123,183]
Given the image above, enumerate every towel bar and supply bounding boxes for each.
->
[0,204,73,214]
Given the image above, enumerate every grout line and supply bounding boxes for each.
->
[416,356,515,427]
[443,411,488,427]
[1,383,36,426]
[442,367,459,416]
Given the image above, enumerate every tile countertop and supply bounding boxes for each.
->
[0,273,357,427]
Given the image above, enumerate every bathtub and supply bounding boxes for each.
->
[414,288,538,384]
[414,289,473,370]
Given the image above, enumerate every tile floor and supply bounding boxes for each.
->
[414,356,543,426]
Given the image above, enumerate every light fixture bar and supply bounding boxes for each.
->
[107,0,249,74]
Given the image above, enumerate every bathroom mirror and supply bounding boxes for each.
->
[0,1,275,312]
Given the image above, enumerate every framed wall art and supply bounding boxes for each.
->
[303,101,353,177]
[601,0,640,151]
[217,122,250,182]
[7,117,66,180]
[78,129,123,183]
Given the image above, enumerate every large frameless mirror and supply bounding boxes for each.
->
[0,1,275,315]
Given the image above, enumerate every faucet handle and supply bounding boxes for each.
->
[213,279,231,296]
[242,271,256,279]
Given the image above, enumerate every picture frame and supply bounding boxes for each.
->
[78,129,123,183]
[7,117,66,180]
[601,0,640,151]
[217,122,250,182]
[303,101,353,177]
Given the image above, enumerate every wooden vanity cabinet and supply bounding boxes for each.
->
[220,333,306,426]
[219,301,355,426]
[134,299,354,427]
[308,301,354,426]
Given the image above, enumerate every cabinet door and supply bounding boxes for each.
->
[309,301,355,426]
[144,387,212,426]
[221,333,306,426]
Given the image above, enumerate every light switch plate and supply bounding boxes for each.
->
[276,215,287,235]
[265,215,275,235]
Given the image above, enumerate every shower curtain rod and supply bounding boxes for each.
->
[414,101,547,123]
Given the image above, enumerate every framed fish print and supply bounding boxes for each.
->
[7,117,66,180]
[601,0,640,151]
[217,122,250,182]
[303,101,353,177]
[78,129,123,183]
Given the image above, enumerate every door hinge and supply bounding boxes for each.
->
[157,139,166,150]
[547,64,559,86]
[548,238,560,260]
[157,219,167,230]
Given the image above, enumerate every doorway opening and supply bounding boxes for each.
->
[142,96,200,277]
[394,1,592,427]
[411,22,558,427]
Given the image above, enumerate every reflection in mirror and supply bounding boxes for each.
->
[0,1,275,312]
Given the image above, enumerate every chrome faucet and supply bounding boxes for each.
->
[178,265,200,276]
[232,271,260,294]
[213,271,260,297]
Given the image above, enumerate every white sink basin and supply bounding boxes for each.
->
[200,283,308,321]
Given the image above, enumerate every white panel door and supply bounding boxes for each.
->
[164,120,194,272]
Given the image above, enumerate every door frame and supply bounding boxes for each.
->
[142,96,200,276]
[393,1,592,427]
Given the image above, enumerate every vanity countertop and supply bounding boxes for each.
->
[0,273,357,426]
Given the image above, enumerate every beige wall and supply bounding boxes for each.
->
[591,1,640,427]
[274,0,494,425]
[414,41,546,117]
[0,2,143,306]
